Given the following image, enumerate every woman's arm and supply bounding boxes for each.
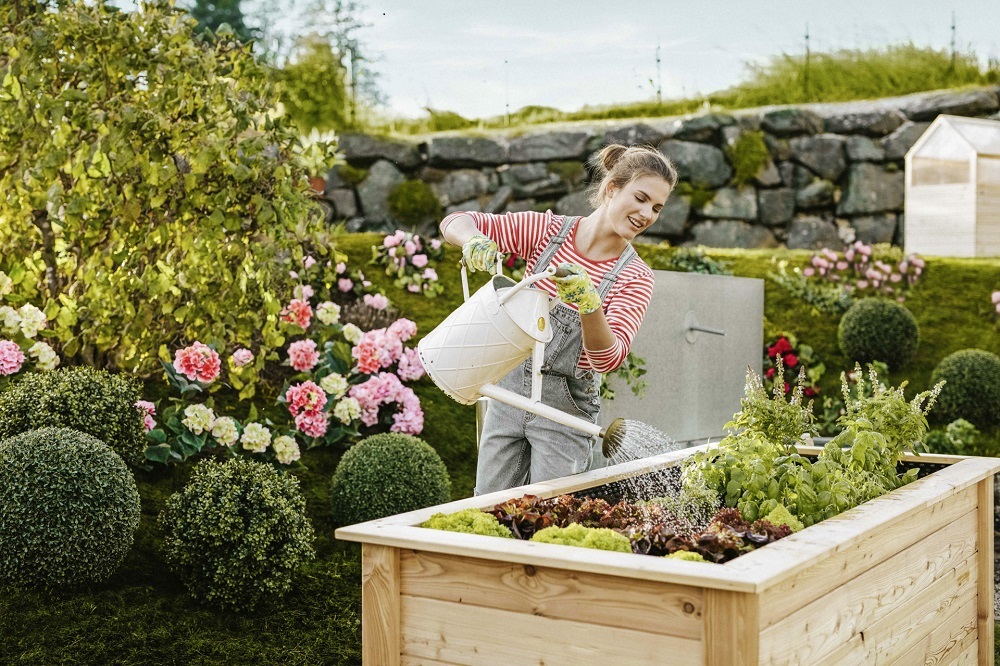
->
[579,309,618,355]
[439,213,482,247]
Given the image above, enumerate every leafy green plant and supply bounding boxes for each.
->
[919,419,980,456]
[386,182,443,230]
[159,458,316,612]
[769,260,855,315]
[838,298,920,370]
[530,523,632,552]
[0,366,146,467]
[0,427,140,590]
[673,182,716,209]
[422,508,514,538]
[600,352,648,401]
[277,34,348,133]
[0,0,335,379]
[652,247,732,276]
[930,349,1000,428]
[727,131,770,187]
[329,433,451,525]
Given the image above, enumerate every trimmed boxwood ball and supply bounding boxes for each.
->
[930,349,1000,427]
[0,427,140,590]
[0,366,145,466]
[837,298,919,370]
[330,433,451,526]
[159,458,316,613]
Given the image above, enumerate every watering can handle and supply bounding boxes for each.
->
[459,254,506,302]
[498,265,558,306]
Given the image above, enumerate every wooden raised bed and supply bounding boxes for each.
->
[335,444,1000,665]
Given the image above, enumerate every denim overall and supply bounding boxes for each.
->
[474,216,637,495]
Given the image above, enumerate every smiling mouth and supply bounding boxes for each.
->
[628,216,646,231]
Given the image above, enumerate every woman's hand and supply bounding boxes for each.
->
[552,263,601,314]
[462,234,499,273]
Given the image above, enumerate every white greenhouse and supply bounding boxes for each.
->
[904,114,1000,257]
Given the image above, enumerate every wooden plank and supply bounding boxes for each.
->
[401,657,455,666]
[400,550,703,639]
[703,589,758,666]
[889,595,978,665]
[756,484,977,627]
[952,640,979,666]
[399,595,703,666]
[978,478,996,666]
[758,511,978,665]
[362,544,400,666]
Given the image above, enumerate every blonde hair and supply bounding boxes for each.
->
[587,144,678,208]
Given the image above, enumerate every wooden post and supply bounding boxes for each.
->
[362,544,400,666]
[704,589,759,666]
[978,477,995,666]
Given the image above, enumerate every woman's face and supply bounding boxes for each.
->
[604,174,673,241]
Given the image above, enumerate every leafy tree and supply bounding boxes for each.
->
[183,0,258,45]
[278,33,348,133]
[0,0,336,394]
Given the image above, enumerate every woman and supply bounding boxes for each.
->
[440,144,677,495]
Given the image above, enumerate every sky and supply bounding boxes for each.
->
[336,0,999,119]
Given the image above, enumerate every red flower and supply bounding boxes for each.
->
[765,367,776,379]
[804,387,818,397]
[783,382,790,394]
[772,338,792,355]
[766,345,777,358]
[783,353,798,368]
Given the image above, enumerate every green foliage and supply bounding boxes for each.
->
[329,433,451,525]
[546,160,586,187]
[726,359,818,448]
[337,163,369,186]
[727,131,770,187]
[665,550,708,562]
[0,427,140,590]
[422,508,514,538]
[673,182,716,209]
[838,298,920,370]
[762,505,804,532]
[0,0,336,377]
[651,247,733,275]
[930,349,1000,427]
[920,419,980,455]
[769,260,854,314]
[600,351,648,401]
[159,458,316,612]
[277,34,348,133]
[529,523,632,553]
[0,366,146,467]
[387,180,443,228]
[183,0,258,45]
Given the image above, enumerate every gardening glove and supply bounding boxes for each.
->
[461,234,500,273]
[552,263,602,315]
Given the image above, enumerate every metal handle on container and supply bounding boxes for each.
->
[459,254,505,302]
[497,265,557,306]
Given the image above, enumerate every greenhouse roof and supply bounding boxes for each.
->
[909,114,1000,159]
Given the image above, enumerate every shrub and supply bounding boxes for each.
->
[387,181,443,229]
[530,523,632,552]
[727,130,770,186]
[0,427,140,589]
[159,458,316,612]
[330,433,451,525]
[920,419,980,455]
[930,349,1000,427]
[422,508,513,538]
[0,366,145,466]
[277,34,348,133]
[838,298,919,370]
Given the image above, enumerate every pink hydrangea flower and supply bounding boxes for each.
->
[406,284,420,293]
[388,318,417,341]
[348,372,423,432]
[231,348,254,367]
[338,278,354,292]
[303,255,317,269]
[404,240,417,255]
[285,379,327,417]
[287,339,320,372]
[335,262,347,274]
[280,298,313,329]
[352,338,382,374]
[173,342,221,383]
[991,291,1000,305]
[295,410,329,438]
[294,284,315,300]
[0,340,25,376]
[364,293,389,310]
[383,234,401,248]
[430,239,441,250]
[397,347,425,382]
[411,254,428,268]
[135,400,157,432]
[422,268,438,281]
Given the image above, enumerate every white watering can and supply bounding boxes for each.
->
[417,258,627,457]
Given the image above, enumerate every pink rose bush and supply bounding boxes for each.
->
[372,230,445,298]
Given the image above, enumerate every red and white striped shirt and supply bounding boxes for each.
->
[441,209,654,373]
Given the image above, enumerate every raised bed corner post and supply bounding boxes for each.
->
[978,476,996,666]
[704,590,759,666]
[361,544,400,666]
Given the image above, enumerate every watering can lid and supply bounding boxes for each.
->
[495,278,554,343]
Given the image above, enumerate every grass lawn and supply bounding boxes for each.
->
[1,235,998,664]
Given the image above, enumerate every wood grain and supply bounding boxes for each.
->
[362,544,400,666]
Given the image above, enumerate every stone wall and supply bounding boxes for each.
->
[322,87,1000,249]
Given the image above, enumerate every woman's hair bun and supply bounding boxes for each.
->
[598,144,628,172]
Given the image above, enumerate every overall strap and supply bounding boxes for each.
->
[532,215,578,273]
[597,243,637,299]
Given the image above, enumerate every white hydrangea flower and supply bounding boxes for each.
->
[240,421,272,453]
[182,404,216,435]
[342,323,363,345]
[0,271,12,298]
[333,397,361,424]
[316,301,341,325]
[319,372,348,397]
[211,416,239,446]
[17,304,47,339]
[0,306,20,335]
[272,435,301,464]
[27,341,59,371]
